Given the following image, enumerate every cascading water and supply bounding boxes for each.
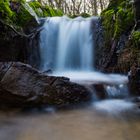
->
[40,16,95,72]
[56,16,94,71]
[105,84,129,98]
[40,17,61,71]
[39,16,129,100]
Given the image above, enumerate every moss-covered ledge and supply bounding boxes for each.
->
[96,0,139,72]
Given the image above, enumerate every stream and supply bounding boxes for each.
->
[0,102,140,140]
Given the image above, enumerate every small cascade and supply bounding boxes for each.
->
[105,84,129,98]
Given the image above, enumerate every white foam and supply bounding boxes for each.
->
[94,99,136,114]
[52,71,128,85]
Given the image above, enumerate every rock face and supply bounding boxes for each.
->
[0,62,92,108]
[128,65,140,95]
[0,22,26,62]
[97,0,140,70]
[134,0,140,23]
[0,19,40,68]
[96,0,140,95]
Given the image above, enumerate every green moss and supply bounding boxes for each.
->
[16,4,33,27]
[0,0,64,30]
[29,2,63,17]
[29,1,43,17]
[101,0,135,41]
[114,7,134,38]
[132,31,140,47]
[0,0,35,28]
[101,9,115,41]
[0,0,16,24]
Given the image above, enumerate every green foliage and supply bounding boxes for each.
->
[29,1,63,17]
[101,9,114,41]
[114,6,134,38]
[29,1,43,17]
[0,0,16,23]
[101,0,135,40]
[0,0,33,27]
[16,4,33,27]
[0,0,63,29]
[44,6,63,17]
[132,31,140,47]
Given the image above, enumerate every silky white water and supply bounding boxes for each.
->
[40,16,96,71]
[52,71,128,85]
[56,16,94,71]
[94,99,137,114]
[39,16,129,98]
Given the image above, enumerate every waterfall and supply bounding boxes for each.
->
[39,16,98,72]
[39,16,129,99]
[56,16,94,71]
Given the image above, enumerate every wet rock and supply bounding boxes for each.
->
[0,18,40,67]
[128,64,140,95]
[0,62,92,108]
[94,84,106,99]
[0,85,27,108]
[129,96,140,103]
[43,69,53,74]
[0,62,13,81]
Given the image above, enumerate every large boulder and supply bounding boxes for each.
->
[0,62,92,108]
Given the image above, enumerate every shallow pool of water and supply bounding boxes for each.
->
[0,100,140,140]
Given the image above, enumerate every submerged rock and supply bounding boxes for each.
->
[0,62,92,108]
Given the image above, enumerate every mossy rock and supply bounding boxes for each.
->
[0,0,63,30]
[132,31,140,47]
[0,0,37,29]
[114,7,134,38]
[70,13,91,18]
[0,0,16,24]
[29,1,63,17]
[101,0,135,41]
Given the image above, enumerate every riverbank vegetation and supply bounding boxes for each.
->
[97,0,140,71]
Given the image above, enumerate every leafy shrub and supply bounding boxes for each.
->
[29,1,63,17]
